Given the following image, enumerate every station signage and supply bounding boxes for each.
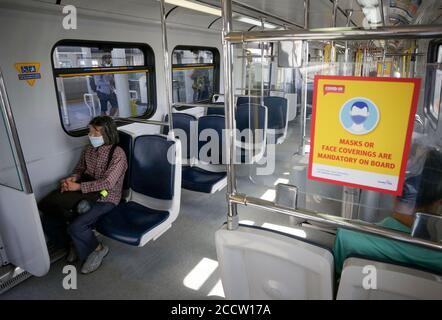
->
[308,75,421,195]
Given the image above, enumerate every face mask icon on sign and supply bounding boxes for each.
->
[340,99,379,135]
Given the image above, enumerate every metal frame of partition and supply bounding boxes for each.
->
[0,70,33,194]
[220,0,442,251]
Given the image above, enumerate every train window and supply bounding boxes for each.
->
[430,46,442,120]
[424,41,442,130]
[52,40,156,136]
[172,46,220,104]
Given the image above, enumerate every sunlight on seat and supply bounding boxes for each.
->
[283,172,290,175]
[208,279,225,298]
[273,178,289,186]
[239,220,255,226]
[260,189,276,201]
[261,222,307,238]
[183,258,218,291]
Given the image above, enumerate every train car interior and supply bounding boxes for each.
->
[0,0,442,300]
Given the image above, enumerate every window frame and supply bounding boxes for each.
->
[171,45,220,109]
[51,39,157,137]
[424,40,442,131]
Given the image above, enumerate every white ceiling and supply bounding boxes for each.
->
[13,0,442,31]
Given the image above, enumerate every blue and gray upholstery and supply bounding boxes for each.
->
[97,134,182,247]
[236,96,260,106]
[235,103,268,164]
[181,115,227,194]
[263,96,288,144]
[117,130,132,191]
[163,113,197,164]
[237,96,288,144]
[206,102,225,116]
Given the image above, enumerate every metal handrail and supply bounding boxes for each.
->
[0,70,33,194]
[116,117,168,126]
[173,103,224,109]
[225,24,442,43]
[229,194,442,251]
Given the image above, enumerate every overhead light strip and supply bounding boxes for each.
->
[164,0,221,16]
[164,0,277,29]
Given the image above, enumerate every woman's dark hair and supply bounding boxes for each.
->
[89,116,119,145]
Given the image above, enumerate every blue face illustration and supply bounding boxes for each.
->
[350,102,369,125]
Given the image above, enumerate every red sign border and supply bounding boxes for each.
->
[307,75,422,196]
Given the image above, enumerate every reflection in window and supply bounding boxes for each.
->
[53,42,156,134]
[172,47,219,104]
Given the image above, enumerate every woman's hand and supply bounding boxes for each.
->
[60,176,78,193]
[65,180,81,192]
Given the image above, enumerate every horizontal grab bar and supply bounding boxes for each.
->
[229,193,442,251]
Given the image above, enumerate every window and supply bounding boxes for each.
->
[424,40,442,130]
[52,40,156,135]
[172,46,220,104]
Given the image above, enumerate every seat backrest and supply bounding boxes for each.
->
[216,225,334,300]
[164,113,197,161]
[237,96,260,106]
[197,115,225,167]
[236,103,267,132]
[337,257,442,300]
[131,135,176,200]
[235,103,267,147]
[207,102,225,116]
[118,130,132,191]
[263,96,288,130]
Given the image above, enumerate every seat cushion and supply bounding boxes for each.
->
[182,166,227,193]
[96,201,169,246]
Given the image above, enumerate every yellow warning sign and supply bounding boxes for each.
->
[14,62,41,86]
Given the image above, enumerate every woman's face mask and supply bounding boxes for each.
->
[89,135,104,148]
[88,125,105,148]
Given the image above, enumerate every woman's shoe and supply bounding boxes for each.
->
[81,245,109,274]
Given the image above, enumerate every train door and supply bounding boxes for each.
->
[0,72,49,277]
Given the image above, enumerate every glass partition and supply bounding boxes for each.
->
[233,41,442,243]
[0,81,24,191]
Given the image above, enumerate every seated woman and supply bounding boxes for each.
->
[40,116,127,274]
[333,148,442,275]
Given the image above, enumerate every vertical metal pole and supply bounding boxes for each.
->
[260,17,265,106]
[344,10,353,75]
[159,0,174,132]
[412,42,418,78]
[299,0,309,155]
[222,0,238,230]
[331,0,339,62]
[304,0,309,30]
[341,8,358,220]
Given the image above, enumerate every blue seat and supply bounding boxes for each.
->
[97,202,169,246]
[207,103,225,116]
[182,115,227,193]
[235,103,268,164]
[164,113,197,163]
[237,96,260,106]
[97,134,182,246]
[263,96,288,144]
[117,130,132,191]
[182,166,227,194]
